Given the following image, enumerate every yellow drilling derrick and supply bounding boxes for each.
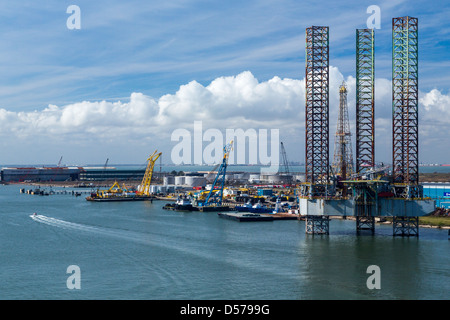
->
[137,150,162,196]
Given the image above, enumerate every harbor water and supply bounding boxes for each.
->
[0,184,448,300]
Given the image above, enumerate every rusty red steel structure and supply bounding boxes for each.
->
[305,26,330,192]
[392,17,419,197]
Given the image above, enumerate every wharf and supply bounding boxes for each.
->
[86,196,155,202]
[218,212,299,222]
[199,206,234,212]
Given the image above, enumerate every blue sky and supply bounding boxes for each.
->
[0,0,448,165]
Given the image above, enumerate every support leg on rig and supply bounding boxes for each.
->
[305,215,330,235]
[393,216,419,237]
[356,216,375,235]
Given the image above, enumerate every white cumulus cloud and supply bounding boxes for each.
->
[0,69,448,164]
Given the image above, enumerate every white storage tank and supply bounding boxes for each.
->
[267,174,283,183]
[225,173,234,181]
[249,174,260,183]
[234,173,249,180]
[166,185,175,193]
[185,176,206,187]
[164,176,175,185]
[155,185,166,193]
[175,176,185,185]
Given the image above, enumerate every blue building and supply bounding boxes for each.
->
[257,188,273,197]
[422,183,450,209]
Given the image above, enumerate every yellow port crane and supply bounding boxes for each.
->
[95,181,128,198]
[137,150,162,196]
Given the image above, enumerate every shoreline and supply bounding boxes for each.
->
[330,216,450,230]
[7,181,449,230]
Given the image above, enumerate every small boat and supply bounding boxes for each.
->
[236,200,273,213]
[249,201,273,213]
[235,200,253,212]
[174,196,195,211]
[163,196,198,211]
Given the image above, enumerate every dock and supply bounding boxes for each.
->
[198,206,234,212]
[218,212,299,222]
[86,196,155,202]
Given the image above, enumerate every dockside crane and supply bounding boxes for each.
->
[280,142,290,174]
[137,150,162,196]
[202,140,233,207]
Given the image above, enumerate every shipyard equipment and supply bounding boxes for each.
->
[280,142,290,175]
[332,81,354,182]
[298,19,434,236]
[95,181,129,198]
[137,150,162,196]
[304,25,331,199]
[356,29,375,176]
[86,150,161,201]
[392,16,419,199]
[201,140,233,207]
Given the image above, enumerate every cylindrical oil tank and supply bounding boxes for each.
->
[249,174,260,182]
[175,176,185,185]
[157,185,167,193]
[267,174,283,183]
[185,176,206,187]
[164,176,175,185]
[234,173,249,180]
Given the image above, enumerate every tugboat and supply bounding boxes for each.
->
[163,195,198,211]
[174,195,195,211]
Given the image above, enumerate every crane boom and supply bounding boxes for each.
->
[138,150,162,196]
[203,140,233,207]
[280,142,290,174]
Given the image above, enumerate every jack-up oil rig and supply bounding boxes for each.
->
[298,17,435,236]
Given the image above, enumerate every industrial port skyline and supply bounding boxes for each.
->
[0,1,448,304]
[0,1,448,167]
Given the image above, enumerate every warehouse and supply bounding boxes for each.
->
[422,183,450,209]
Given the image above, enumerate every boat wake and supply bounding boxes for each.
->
[30,214,148,243]
[29,214,300,282]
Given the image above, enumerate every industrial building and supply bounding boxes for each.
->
[1,167,81,182]
[422,183,450,209]
[79,167,147,181]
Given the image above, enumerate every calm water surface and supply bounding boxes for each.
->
[0,184,448,300]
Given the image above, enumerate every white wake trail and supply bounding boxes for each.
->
[30,214,145,242]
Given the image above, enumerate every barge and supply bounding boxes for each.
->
[218,212,274,221]
[86,194,154,202]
